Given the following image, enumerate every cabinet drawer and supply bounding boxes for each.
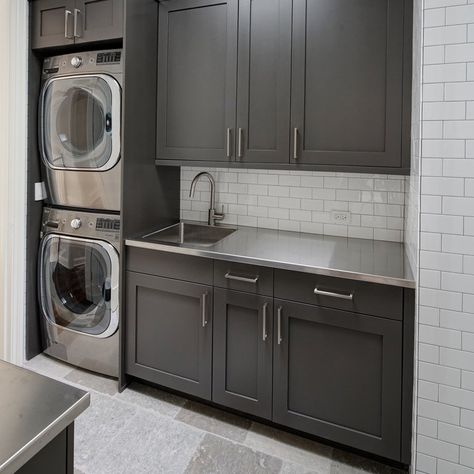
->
[126,247,213,285]
[214,260,273,296]
[274,270,402,320]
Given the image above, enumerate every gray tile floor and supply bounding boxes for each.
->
[24,355,405,474]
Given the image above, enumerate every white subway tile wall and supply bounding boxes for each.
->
[414,0,474,472]
[181,167,406,242]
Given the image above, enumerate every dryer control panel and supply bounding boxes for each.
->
[41,207,120,246]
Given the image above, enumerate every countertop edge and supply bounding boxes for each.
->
[125,239,416,289]
[0,391,90,473]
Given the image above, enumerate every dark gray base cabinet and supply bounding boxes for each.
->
[31,0,123,50]
[125,248,413,464]
[126,271,213,400]
[273,300,402,460]
[213,289,273,419]
[16,424,74,474]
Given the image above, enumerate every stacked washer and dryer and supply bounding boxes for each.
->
[38,50,123,377]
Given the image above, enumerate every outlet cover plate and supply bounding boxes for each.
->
[331,211,351,224]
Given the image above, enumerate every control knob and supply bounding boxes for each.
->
[70,218,82,230]
[71,56,82,68]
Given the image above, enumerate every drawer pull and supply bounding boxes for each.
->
[314,288,354,301]
[277,306,282,345]
[224,272,259,284]
[262,302,268,341]
[201,292,208,328]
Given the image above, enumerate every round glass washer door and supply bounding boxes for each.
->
[40,234,119,338]
[40,74,121,171]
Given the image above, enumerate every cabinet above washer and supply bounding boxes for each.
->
[31,0,124,50]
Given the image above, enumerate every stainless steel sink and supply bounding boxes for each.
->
[143,222,236,247]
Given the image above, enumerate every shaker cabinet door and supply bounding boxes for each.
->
[74,0,124,44]
[31,0,75,49]
[291,0,405,169]
[126,271,213,400]
[157,0,238,162]
[213,289,273,419]
[273,299,403,460]
[235,0,292,164]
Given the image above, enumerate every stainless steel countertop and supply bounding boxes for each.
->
[126,224,415,288]
[0,360,90,473]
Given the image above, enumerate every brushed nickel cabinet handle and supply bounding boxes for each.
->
[201,292,208,328]
[224,272,259,284]
[226,128,232,158]
[262,302,268,341]
[237,128,243,159]
[73,9,81,38]
[277,306,282,345]
[293,128,298,160]
[65,10,72,38]
[314,288,354,301]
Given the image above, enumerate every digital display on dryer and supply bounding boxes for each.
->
[96,218,120,231]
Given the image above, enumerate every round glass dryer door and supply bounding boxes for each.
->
[40,235,119,338]
[41,74,121,171]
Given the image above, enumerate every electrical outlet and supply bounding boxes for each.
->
[331,211,351,224]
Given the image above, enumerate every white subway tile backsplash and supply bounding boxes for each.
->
[181,168,406,242]
[462,411,474,432]
[424,25,467,45]
[440,386,474,411]
[417,434,460,463]
[445,43,474,63]
[424,63,467,83]
[426,8,447,26]
[424,83,446,101]
[445,82,474,101]
[425,102,466,120]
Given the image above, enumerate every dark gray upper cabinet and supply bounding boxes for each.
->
[273,299,402,460]
[31,0,75,49]
[31,0,123,49]
[126,271,213,400]
[213,289,273,419]
[291,0,405,168]
[157,0,238,162]
[155,0,411,173]
[74,0,124,44]
[235,0,292,164]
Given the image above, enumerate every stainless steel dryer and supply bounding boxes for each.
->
[39,207,120,377]
[40,50,123,211]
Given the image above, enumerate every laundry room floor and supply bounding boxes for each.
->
[24,355,405,474]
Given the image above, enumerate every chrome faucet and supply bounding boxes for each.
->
[189,172,225,226]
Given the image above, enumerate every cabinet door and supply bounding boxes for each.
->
[235,0,291,164]
[213,289,273,419]
[291,0,405,169]
[157,0,238,162]
[31,0,75,49]
[126,271,213,400]
[74,0,124,44]
[273,299,402,461]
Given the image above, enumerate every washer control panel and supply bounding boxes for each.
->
[41,207,120,244]
[42,49,122,78]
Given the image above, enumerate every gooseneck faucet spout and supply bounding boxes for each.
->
[189,172,225,226]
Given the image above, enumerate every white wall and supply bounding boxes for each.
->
[0,0,28,364]
[414,0,474,472]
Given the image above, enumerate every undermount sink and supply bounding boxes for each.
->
[143,222,236,247]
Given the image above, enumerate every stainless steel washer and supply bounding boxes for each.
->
[39,50,123,211]
[38,207,120,377]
